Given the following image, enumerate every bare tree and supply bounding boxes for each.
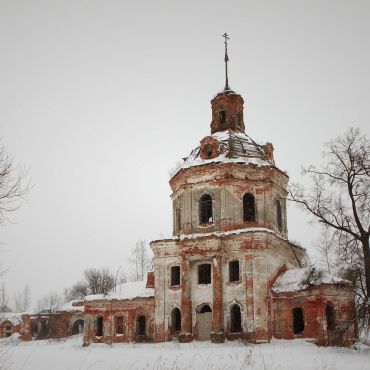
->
[64,281,88,301]
[0,283,11,313]
[13,285,30,312]
[289,127,370,327]
[36,292,62,313]
[84,268,115,295]
[128,240,152,281]
[0,143,29,225]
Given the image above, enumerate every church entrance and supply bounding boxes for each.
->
[196,304,212,341]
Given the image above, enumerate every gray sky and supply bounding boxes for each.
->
[1,0,369,308]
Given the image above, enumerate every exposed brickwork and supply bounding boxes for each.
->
[83,297,155,345]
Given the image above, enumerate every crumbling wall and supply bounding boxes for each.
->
[83,297,155,345]
[272,284,356,346]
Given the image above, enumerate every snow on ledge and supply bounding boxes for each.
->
[178,227,289,242]
[272,267,350,293]
[84,280,154,302]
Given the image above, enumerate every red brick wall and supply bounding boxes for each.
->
[83,297,155,345]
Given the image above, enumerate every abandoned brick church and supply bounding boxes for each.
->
[81,45,357,346]
[2,42,357,347]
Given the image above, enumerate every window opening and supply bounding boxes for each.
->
[199,194,213,224]
[206,144,213,158]
[219,110,226,124]
[199,304,212,313]
[171,266,181,286]
[229,261,240,282]
[293,308,304,334]
[230,304,242,333]
[171,307,181,332]
[137,316,146,336]
[326,304,335,331]
[276,200,282,231]
[4,325,12,337]
[243,193,256,222]
[198,264,211,284]
[95,316,103,337]
[115,316,124,335]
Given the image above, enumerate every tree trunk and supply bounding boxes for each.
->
[362,236,370,327]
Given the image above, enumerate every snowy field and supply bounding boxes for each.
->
[3,334,370,370]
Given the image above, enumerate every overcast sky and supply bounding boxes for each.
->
[0,0,369,309]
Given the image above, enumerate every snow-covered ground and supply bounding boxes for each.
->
[2,334,370,370]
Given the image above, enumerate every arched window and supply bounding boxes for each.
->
[95,316,103,337]
[137,316,146,336]
[326,303,335,331]
[230,304,242,333]
[115,316,124,335]
[3,324,12,338]
[293,307,304,335]
[243,193,255,222]
[171,307,181,332]
[199,194,213,224]
[276,199,282,231]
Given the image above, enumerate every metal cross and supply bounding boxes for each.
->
[222,32,230,90]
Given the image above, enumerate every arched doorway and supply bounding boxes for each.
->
[171,307,181,334]
[230,304,242,333]
[72,319,84,335]
[197,304,212,341]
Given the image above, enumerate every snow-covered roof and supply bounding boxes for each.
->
[181,130,273,169]
[58,300,84,312]
[84,280,154,302]
[272,267,350,293]
[0,312,22,325]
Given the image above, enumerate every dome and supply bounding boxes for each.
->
[182,129,275,169]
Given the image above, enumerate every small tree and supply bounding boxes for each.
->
[128,240,152,281]
[289,127,370,329]
[13,285,30,312]
[84,268,115,295]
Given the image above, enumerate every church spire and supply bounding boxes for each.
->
[222,32,230,91]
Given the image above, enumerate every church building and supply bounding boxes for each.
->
[81,37,356,346]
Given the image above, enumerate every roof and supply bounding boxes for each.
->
[84,280,154,302]
[272,267,350,294]
[58,300,84,312]
[181,130,273,169]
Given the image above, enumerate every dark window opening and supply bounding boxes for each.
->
[243,193,256,222]
[229,261,240,282]
[199,194,213,224]
[137,316,146,336]
[4,325,12,337]
[230,304,242,333]
[198,264,211,284]
[206,144,213,158]
[200,304,212,313]
[219,110,226,124]
[171,266,181,286]
[276,200,282,231]
[293,308,304,335]
[326,304,335,331]
[115,316,124,335]
[171,307,181,332]
[95,316,103,337]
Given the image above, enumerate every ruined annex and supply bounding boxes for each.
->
[2,42,357,347]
